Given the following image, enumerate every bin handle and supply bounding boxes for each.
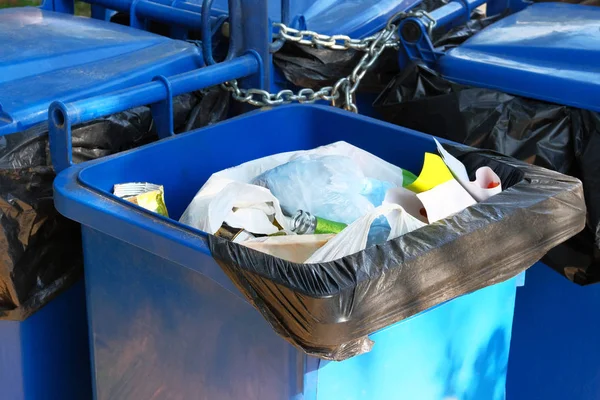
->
[49,54,260,173]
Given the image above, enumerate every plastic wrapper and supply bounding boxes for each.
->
[374,63,600,285]
[251,155,385,224]
[0,90,229,320]
[208,145,585,360]
[114,183,169,217]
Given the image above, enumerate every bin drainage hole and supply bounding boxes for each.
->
[53,109,65,128]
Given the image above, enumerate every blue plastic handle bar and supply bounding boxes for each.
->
[202,0,217,64]
[135,0,203,28]
[430,0,488,28]
[49,54,260,173]
[202,0,241,64]
[270,0,290,52]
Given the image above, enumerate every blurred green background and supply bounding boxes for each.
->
[0,0,91,15]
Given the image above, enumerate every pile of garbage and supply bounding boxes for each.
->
[116,140,504,263]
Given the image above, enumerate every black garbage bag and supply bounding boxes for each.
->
[209,144,585,360]
[374,63,600,285]
[0,90,229,320]
[412,0,449,12]
[433,12,507,49]
[273,43,399,94]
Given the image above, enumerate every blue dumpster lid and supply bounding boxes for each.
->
[211,0,422,37]
[438,3,600,113]
[0,7,203,136]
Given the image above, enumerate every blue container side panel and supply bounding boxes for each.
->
[438,3,600,113]
[316,277,517,400]
[82,226,517,400]
[0,281,92,400]
[507,263,600,400]
[0,8,203,136]
[82,227,301,400]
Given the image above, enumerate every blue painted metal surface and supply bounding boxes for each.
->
[508,263,600,400]
[234,0,271,89]
[0,281,92,400]
[437,3,600,113]
[0,7,204,136]
[429,0,488,29]
[52,105,519,399]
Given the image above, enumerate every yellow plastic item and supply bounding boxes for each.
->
[125,189,169,217]
[405,153,454,193]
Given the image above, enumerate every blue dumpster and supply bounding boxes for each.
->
[50,104,584,399]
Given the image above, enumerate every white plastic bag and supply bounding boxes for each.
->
[180,181,289,235]
[251,155,384,224]
[306,204,426,263]
[180,142,407,235]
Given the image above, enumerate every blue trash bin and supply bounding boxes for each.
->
[48,104,580,400]
[0,8,208,398]
[388,5,600,398]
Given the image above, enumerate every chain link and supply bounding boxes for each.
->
[222,81,339,107]
[273,23,380,51]
[222,11,426,113]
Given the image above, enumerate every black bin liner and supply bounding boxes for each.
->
[0,90,229,320]
[208,147,585,360]
[273,44,399,95]
[374,64,600,285]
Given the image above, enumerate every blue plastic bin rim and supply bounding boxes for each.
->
[55,104,435,244]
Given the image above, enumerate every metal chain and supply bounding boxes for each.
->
[222,11,432,113]
[222,83,339,107]
[272,23,381,51]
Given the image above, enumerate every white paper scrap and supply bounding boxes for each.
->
[384,187,428,223]
[417,180,477,223]
[434,138,503,202]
